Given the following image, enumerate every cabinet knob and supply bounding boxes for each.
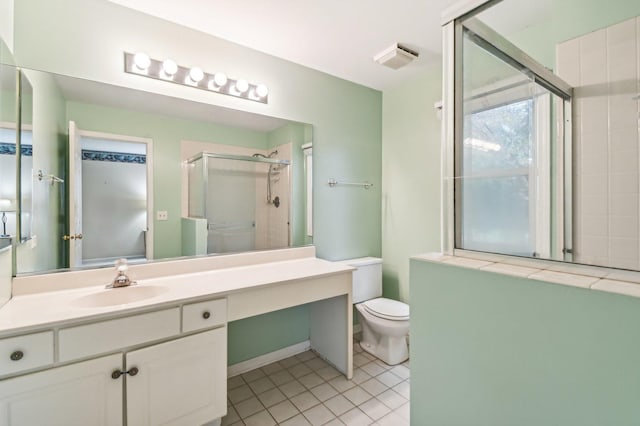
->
[202,311,211,319]
[128,367,139,376]
[111,370,122,379]
[10,350,24,361]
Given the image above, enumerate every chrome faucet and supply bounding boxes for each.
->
[106,258,136,289]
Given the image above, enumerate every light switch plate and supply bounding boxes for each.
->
[156,211,168,221]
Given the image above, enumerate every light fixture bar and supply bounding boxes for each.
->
[123,52,269,104]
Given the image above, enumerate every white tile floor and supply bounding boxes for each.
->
[222,340,410,426]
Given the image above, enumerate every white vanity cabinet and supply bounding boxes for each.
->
[126,328,226,425]
[0,353,123,425]
[0,251,356,425]
[0,298,228,426]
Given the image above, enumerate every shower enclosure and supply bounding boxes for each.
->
[187,152,291,254]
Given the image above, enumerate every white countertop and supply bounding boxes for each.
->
[0,257,354,336]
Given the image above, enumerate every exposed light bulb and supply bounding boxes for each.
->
[189,67,204,83]
[124,52,268,103]
[235,79,249,93]
[162,59,178,76]
[213,72,228,87]
[133,52,151,71]
[255,84,269,98]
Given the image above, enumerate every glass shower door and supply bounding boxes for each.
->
[456,23,570,259]
[206,157,257,253]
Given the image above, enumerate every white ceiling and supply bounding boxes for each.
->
[108,0,462,91]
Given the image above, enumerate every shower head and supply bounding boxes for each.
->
[252,150,280,205]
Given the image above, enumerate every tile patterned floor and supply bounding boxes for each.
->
[222,341,410,426]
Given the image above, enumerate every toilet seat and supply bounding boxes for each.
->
[362,298,409,321]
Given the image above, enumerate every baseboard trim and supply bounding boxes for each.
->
[228,340,311,377]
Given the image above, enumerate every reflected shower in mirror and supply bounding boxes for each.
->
[1,65,313,276]
[185,152,291,255]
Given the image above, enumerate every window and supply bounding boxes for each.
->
[461,98,539,256]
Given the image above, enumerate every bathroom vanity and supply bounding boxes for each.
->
[0,247,353,425]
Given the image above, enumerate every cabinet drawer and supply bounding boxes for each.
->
[0,331,53,376]
[182,298,227,333]
[59,308,180,362]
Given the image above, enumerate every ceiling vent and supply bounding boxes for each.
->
[373,43,419,69]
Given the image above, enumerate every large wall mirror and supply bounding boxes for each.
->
[1,63,313,276]
[445,0,640,271]
[0,65,33,251]
[0,64,19,251]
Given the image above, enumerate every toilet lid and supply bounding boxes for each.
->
[363,298,410,321]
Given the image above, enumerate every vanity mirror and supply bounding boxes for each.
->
[0,65,33,250]
[443,0,640,271]
[2,64,313,276]
[0,64,18,250]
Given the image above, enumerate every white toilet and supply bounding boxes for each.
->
[341,257,410,365]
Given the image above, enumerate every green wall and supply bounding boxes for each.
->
[0,38,12,66]
[267,122,308,247]
[16,70,66,273]
[410,259,640,425]
[0,87,16,122]
[381,64,442,302]
[0,0,13,64]
[228,305,310,364]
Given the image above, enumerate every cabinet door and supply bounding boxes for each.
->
[0,354,123,426]
[126,328,227,426]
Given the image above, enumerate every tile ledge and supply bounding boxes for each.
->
[411,252,640,299]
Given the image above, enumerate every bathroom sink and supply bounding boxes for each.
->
[71,285,169,308]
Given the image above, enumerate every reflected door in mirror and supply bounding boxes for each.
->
[68,121,152,267]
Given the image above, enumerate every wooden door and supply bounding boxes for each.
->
[68,120,83,267]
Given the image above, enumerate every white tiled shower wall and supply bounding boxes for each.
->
[255,143,291,250]
[557,17,640,270]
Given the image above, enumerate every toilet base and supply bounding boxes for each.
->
[357,304,409,366]
[359,333,409,366]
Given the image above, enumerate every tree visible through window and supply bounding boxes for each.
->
[460,99,536,256]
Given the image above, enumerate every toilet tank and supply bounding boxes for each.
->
[338,257,382,304]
